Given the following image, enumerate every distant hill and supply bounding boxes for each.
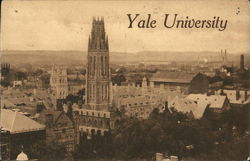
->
[0,50,249,67]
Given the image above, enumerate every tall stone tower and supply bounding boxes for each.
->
[73,18,114,137]
[50,66,68,99]
[86,17,110,111]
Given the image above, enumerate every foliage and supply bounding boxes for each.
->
[29,140,67,161]
[74,106,248,160]
[111,74,126,85]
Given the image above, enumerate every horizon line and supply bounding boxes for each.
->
[0,49,248,55]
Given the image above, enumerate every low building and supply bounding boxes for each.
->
[111,80,183,119]
[0,109,45,160]
[150,71,196,94]
[36,109,77,154]
[186,94,231,113]
[169,96,208,119]
[215,89,250,108]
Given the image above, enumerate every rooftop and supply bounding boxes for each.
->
[186,94,227,109]
[150,71,196,83]
[0,109,45,134]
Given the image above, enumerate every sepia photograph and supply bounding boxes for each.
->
[0,0,249,161]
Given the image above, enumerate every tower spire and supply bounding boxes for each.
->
[89,17,108,52]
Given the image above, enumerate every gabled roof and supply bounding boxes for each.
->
[169,96,208,119]
[150,71,196,83]
[0,109,45,134]
[186,94,227,109]
[37,109,73,125]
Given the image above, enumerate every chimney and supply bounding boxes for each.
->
[236,90,240,100]
[240,55,244,70]
[225,49,228,64]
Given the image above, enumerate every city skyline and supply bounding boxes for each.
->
[1,0,250,54]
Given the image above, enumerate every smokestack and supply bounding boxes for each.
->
[225,49,227,64]
[240,55,244,70]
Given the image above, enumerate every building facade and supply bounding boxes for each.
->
[37,110,77,153]
[50,66,69,100]
[149,71,196,94]
[110,77,184,119]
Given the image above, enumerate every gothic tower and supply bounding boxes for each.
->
[86,17,110,111]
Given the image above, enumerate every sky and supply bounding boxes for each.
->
[1,0,250,53]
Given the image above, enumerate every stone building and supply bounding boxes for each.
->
[149,71,196,94]
[50,66,69,109]
[111,77,184,119]
[186,94,231,113]
[50,66,69,99]
[214,89,250,108]
[36,109,77,153]
[0,63,10,77]
[73,17,115,137]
